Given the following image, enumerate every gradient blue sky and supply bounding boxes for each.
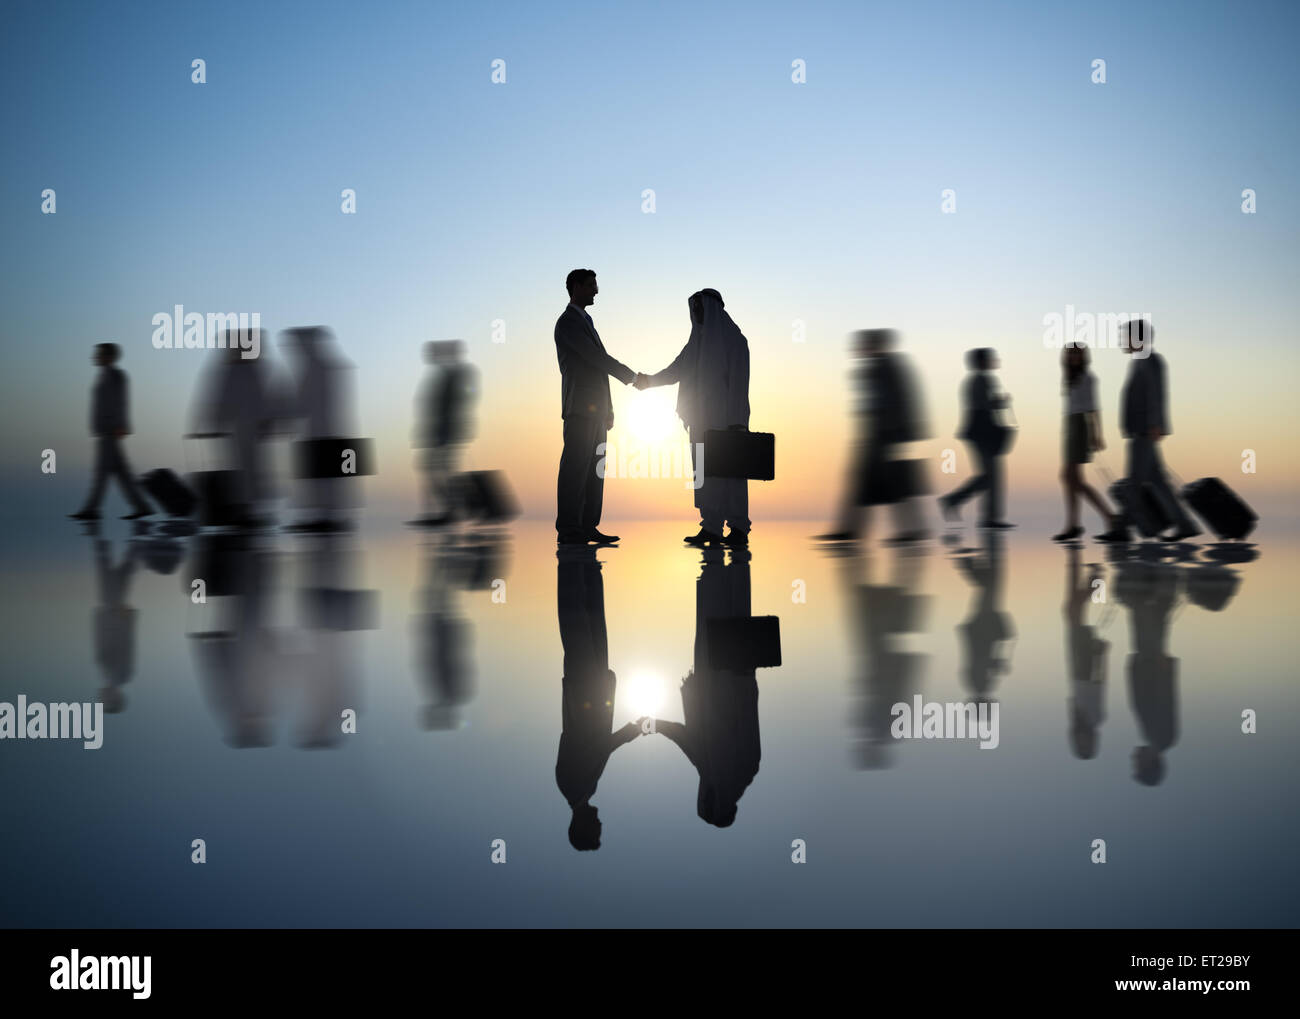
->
[3,0,1297,520]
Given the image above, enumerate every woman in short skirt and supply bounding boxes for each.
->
[1054,344,1118,541]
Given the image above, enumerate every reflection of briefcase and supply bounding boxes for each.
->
[292,437,376,479]
[703,429,774,480]
[706,615,782,670]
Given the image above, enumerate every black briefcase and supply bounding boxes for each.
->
[703,429,774,480]
[1181,477,1257,541]
[292,437,376,479]
[706,615,782,670]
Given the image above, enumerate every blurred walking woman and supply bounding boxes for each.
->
[1053,344,1118,541]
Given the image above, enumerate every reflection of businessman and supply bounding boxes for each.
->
[655,548,761,827]
[188,533,280,748]
[953,531,1015,701]
[411,534,494,730]
[840,549,929,770]
[1115,561,1181,785]
[556,547,644,850]
[92,537,138,713]
[554,269,637,546]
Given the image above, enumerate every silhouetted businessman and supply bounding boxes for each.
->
[555,547,645,849]
[820,329,930,543]
[635,288,751,546]
[554,269,638,545]
[70,343,153,521]
[1098,321,1200,543]
[413,340,479,525]
[940,347,1014,529]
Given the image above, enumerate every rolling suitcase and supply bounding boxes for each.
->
[1109,478,1172,538]
[453,470,520,522]
[703,429,775,480]
[706,615,782,670]
[140,468,197,518]
[1181,477,1257,540]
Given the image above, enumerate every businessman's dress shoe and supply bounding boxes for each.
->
[587,529,620,544]
[684,528,723,546]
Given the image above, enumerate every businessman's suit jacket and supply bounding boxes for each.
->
[90,366,130,436]
[1120,352,1169,438]
[554,306,635,422]
[956,371,1000,446]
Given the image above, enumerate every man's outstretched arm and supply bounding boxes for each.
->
[556,315,635,385]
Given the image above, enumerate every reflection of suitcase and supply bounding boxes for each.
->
[135,539,184,575]
[453,471,520,522]
[140,468,197,517]
[703,430,775,480]
[706,615,782,670]
[1182,477,1257,540]
[292,437,376,478]
[1185,566,1241,612]
[1110,479,1171,538]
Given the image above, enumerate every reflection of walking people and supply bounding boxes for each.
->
[92,537,138,714]
[1115,561,1181,785]
[1062,544,1108,759]
[70,344,153,521]
[1054,344,1119,541]
[635,289,751,547]
[953,531,1015,701]
[1098,321,1199,543]
[940,348,1014,529]
[819,328,930,543]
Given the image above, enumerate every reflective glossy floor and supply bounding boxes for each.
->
[1,517,1294,927]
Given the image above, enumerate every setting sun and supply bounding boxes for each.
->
[623,388,679,444]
